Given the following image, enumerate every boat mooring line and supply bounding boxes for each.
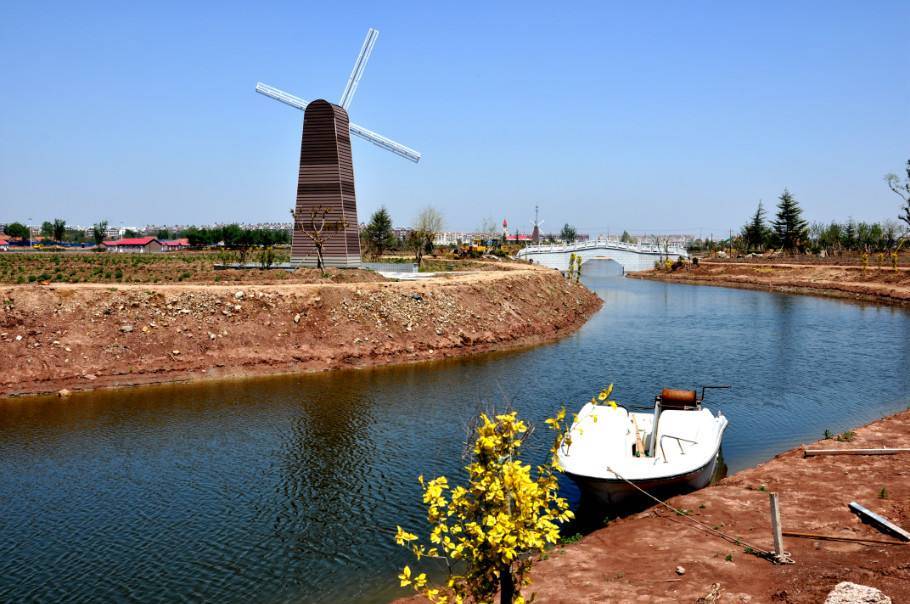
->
[604,466,794,564]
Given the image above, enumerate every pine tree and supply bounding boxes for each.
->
[364,207,395,259]
[843,219,857,251]
[772,189,808,252]
[742,201,769,252]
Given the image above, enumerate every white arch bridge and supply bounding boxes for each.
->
[516,240,688,273]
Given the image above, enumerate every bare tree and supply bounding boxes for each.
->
[885,159,910,230]
[411,206,443,267]
[477,217,498,239]
[293,206,347,274]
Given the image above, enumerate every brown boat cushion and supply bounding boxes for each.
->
[660,388,698,409]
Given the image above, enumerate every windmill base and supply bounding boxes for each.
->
[289,255,362,268]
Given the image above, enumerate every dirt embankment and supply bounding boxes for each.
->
[0,265,601,398]
[521,408,910,603]
[631,261,910,306]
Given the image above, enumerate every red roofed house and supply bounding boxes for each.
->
[0,239,9,251]
[101,237,162,254]
[161,238,190,251]
[505,233,534,242]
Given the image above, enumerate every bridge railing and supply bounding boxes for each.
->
[516,240,688,257]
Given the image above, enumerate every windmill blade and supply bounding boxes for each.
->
[256,82,309,111]
[256,82,420,163]
[349,122,421,163]
[339,28,379,110]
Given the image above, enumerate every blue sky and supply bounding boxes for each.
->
[1,1,908,236]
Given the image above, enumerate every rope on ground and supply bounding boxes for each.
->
[605,466,794,564]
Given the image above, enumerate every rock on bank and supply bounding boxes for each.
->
[0,267,601,397]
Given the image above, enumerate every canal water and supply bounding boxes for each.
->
[2,262,909,603]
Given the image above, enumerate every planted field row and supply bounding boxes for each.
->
[0,251,304,284]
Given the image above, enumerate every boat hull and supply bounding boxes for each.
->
[566,450,723,508]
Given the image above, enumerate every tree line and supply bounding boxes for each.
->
[182,224,289,247]
[737,160,910,255]
[360,206,443,266]
[3,219,290,248]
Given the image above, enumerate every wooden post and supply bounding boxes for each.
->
[769,492,785,560]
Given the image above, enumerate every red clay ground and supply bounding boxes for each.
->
[631,261,910,306]
[0,264,601,398]
[522,409,910,603]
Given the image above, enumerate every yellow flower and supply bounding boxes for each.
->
[395,525,418,546]
[393,409,574,602]
[398,565,412,587]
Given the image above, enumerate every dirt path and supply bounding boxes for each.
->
[631,262,910,306]
[0,265,601,398]
[521,409,910,603]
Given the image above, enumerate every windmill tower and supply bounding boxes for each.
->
[256,28,421,267]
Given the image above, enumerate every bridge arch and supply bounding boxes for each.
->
[517,240,687,273]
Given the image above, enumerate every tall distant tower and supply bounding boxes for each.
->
[531,205,541,244]
[502,218,509,240]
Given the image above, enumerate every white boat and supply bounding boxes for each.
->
[558,387,729,507]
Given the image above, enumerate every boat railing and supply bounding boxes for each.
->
[657,434,698,464]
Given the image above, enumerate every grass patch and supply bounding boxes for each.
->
[835,430,856,442]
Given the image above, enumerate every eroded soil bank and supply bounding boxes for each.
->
[630,261,910,306]
[0,265,601,398]
[523,408,910,603]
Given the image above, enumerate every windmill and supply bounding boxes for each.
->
[256,28,421,267]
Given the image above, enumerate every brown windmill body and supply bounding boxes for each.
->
[291,100,361,267]
[256,28,420,268]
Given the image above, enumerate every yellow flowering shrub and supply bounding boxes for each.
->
[395,410,573,604]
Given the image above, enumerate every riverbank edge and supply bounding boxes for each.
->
[628,264,910,307]
[1,267,603,399]
[396,406,910,603]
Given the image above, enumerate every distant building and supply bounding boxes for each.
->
[392,227,413,242]
[505,233,533,243]
[161,238,190,251]
[0,239,8,251]
[83,226,122,240]
[101,236,162,253]
[434,231,469,246]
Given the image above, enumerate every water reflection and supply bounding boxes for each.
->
[1,270,909,603]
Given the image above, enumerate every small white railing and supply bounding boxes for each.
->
[517,239,688,257]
